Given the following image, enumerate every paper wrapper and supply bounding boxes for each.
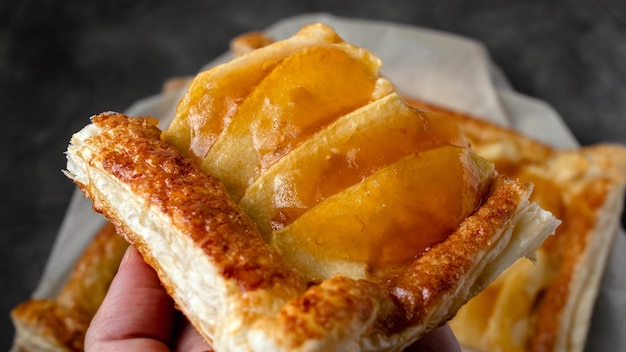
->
[32,13,625,351]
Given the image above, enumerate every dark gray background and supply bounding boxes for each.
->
[2,0,625,350]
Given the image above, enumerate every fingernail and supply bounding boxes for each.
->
[120,246,133,267]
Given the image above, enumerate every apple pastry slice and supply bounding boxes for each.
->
[407,99,626,352]
[64,24,558,351]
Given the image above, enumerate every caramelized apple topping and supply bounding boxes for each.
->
[242,94,472,234]
[217,44,381,183]
[271,145,494,277]
[164,23,497,280]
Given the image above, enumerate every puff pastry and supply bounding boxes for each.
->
[62,23,558,351]
[407,99,626,352]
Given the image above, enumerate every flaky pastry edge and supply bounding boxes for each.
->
[63,112,558,351]
[412,101,626,352]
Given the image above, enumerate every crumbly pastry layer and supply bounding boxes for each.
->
[408,100,626,352]
[63,112,557,351]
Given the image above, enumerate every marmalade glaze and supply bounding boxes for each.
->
[164,40,496,275]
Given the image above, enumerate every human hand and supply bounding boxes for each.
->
[84,246,211,351]
[85,246,460,352]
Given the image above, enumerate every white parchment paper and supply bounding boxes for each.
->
[32,13,624,351]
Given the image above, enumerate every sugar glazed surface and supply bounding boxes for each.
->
[163,24,498,281]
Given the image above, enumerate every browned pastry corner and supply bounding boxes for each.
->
[406,99,626,352]
[11,222,128,352]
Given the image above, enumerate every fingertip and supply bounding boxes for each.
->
[120,245,134,266]
[119,245,143,269]
[85,245,175,350]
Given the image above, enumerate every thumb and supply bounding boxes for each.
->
[84,246,175,352]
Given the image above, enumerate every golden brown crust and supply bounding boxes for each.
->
[526,147,625,352]
[66,113,309,349]
[274,276,391,348]
[64,112,555,351]
[392,177,529,323]
[88,113,306,294]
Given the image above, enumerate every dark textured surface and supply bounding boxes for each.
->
[2,0,625,349]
